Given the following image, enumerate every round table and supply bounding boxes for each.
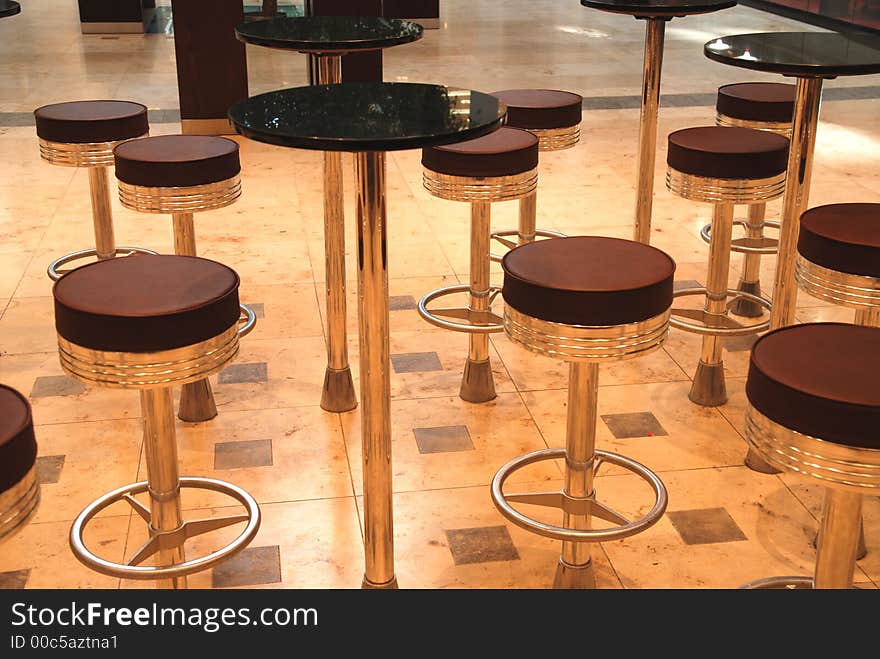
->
[0,1,21,18]
[705,32,880,330]
[580,0,736,244]
[236,16,424,413]
[229,83,505,589]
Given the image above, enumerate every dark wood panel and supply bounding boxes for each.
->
[310,0,383,82]
[77,0,150,22]
[383,0,439,19]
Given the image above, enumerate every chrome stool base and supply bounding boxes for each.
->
[47,246,159,282]
[744,447,781,474]
[689,360,727,407]
[554,558,596,590]
[418,284,504,334]
[732,280,764,318]
[321,366,357,413]
[178,379,217,423]
[813,524,867,561]
[740,576,814,589]
[362,576,400,589]
[460,358,496,403]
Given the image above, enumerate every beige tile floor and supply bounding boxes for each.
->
[0,0,878,589]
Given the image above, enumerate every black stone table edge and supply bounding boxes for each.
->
[0,1,21,18]
[234,16,424,53]
[580,0,736,18]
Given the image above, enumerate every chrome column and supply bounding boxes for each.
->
[732,203,767,318]
[88,166,116,261]
[814,488,862,589]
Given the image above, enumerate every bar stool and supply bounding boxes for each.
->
[491,236,671,588]
[114,134,243,422]
[741,323,880,589]
[487,89,582,260]
[0,385,40,543]
[55,254,260,589]
[708,82,795,317]
[34,100,157,281]
[419,127,539,403]
[666,125,789,406]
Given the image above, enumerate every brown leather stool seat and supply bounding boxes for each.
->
[746,323,880,449]
[53,254,241,353]
[667,126,789,180]
[114,135,241,188]
[34,101,148,144]
[798,203,880,278]
[0,385,37,495]
[490,89,583,130]
[717,83,796,124]
[422,127,538,178]
[502,236,675,326]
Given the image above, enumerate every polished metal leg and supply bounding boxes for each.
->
[690,203,733,407]
[732,203,767,318]
[172,212,218,422]
[354,151,397,590]
[317,54,357,413]
[814,488,862,589]
[633,17,666,245]
[460,201,497,403]
[769,77,823,330]
[517,189,537,245]
[553,361,599,589]
[140,387,187,590]
[88,166,116,260]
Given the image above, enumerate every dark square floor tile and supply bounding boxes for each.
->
[211,545,282,588]
[245,303,265,319]
[673,279,702,292]
[601,412,668,439]
[214,439,273,470]
[668,507,748,545]
[413,425,474,454]
[391,352,442,374]
[0,569,30,589]
[725,334,759,353]
[445,526,520,565]
[218,362,268,385]
[389,295,417,311]
[30,375,85,398]
[36,455,65,484]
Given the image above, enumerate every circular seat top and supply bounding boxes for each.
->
[716,82,796,124]
[34,100,148,145]
[0,385,37,493]
[489,89,583,130]
[114,135,241,188]
[667,126,789,180]
[581,0,735,18]
[54,255,242,353]
[746,323,880,449]
[798,203,880,278]
[502,236,676,326]
[235,16,423,53]
[422,126,538,178]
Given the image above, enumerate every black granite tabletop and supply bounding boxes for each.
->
[229,83,506,152]
[235,15,423,53]
[0,1,21,18]
[705,32,880,78]
[580,0,736,18]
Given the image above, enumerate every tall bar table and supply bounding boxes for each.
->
[580,0,736,244]
[704,33,880,473]
[229,83,505,588]
[236,16,423,412]
[0,1,20,18]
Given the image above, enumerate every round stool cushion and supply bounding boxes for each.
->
[34,100,148,145]
[489,89,583,129]
[798,203,880,278]
[422,127,539,178]
[114,135,241,188]
[53,254,241,353]
[0,385,37,493]
[667,126,789,180]
[746,323,880,449]
[502,236,676,326]
[716,82,796,124]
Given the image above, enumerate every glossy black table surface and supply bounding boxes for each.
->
[580,0,736,18]
[705,32,880,78]
[0,1,20,18]
[235,15,423,52]
[229,82,506,152]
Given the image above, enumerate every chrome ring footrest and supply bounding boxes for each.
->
[418,284,504,333]
[491,447,668,543]
[238,304,257,337]
[47,246,160,281]
[70,477,261,580]
[700,220,781,255]
[670,287,771,336]
[489,228,568,263]
[739,576,814,589]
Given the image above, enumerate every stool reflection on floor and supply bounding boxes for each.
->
[53,255,260,589]
[0,385,40,544]
[491,236,672,588]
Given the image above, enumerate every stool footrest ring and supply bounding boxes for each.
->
[491,447,668,543]
[670,287,771,336]
[489,228,568,263]
[70,476,261,580]
[418,284,504,333]
[700,220,781,255]
[47,246,160,281]
[238,304,257,337]
[739,576,814,589]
